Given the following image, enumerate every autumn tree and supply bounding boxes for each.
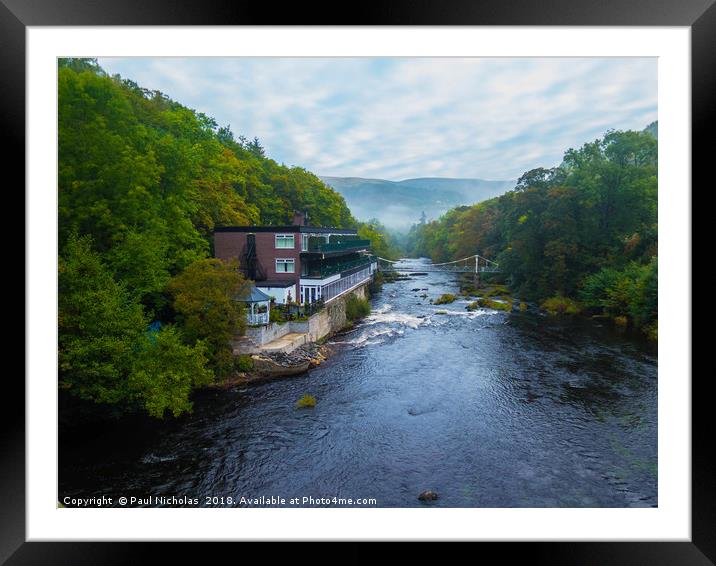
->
[168,258,251,377]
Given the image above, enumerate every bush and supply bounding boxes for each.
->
[579,258,657,330]
[541,295,581,315]
[345,295,371,321]
[269,307,282,323]
[433,293,457,305]
[234,355,254,372]
[296,394,316,408]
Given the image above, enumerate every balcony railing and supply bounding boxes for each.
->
[302,256,373,279]
[307,238,371,253]
[321,266,373,303]
[247,312,269,325]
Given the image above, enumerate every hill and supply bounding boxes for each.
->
[320,176,515,230]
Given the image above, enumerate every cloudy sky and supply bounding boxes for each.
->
[98,57,657,181]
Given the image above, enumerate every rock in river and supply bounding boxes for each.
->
[418,490,438,501]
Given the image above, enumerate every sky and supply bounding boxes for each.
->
[98,57,657,181]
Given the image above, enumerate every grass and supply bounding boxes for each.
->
[295,394,317,408]
[433,293,457,305]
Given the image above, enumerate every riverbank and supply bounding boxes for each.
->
[210,342,331,388]
[59,257,657,508]
[456,275,657,341]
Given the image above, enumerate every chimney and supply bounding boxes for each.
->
[292,210,307,226]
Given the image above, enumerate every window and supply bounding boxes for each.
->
[301,234,309,251]
[275,259,295,273]
[275,234,294,249]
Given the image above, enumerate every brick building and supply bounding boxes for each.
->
[214,212,377,305]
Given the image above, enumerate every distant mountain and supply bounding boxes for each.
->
[320,176,515,231]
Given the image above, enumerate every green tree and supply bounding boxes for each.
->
[58,59,359,418]
[358,218,401,260]
[59,234,147,405]
[168,258,250,376]
[402,126,658,334]
[59,235,211,417]
[128,327,212,418]
[580,258,657,329]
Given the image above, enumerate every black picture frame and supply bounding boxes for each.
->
[4,0,706,562]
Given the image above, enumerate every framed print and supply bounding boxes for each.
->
[6,0,709,562]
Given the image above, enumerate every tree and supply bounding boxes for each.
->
[168,258,251,376]
[246,136,266,158]
[59,235,211,417]
[402,126,658,332]
[128,327,212,418]
[58,58,359,417]
[59,234,147,406]
[358,219,400,260]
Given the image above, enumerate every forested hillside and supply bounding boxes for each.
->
[406,126,658,338]
[58,58,358,419]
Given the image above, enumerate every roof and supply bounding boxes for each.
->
[239,286,273,303]
[214,225,357,235]
[256,280,296,288]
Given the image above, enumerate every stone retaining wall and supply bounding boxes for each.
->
[232,282,369,355]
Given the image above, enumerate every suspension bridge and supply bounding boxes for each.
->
[376,254,499,274]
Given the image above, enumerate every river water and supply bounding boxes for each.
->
[59,258,657,508]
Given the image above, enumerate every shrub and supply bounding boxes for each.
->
[433,293,457,305]
[234,355,254,372]
[519,302,528,312]
[296,394,316,408]
[541,295,581,315]
[269,307,282,323]
[345,295,371,321]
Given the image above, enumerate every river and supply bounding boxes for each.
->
[59,258,657,508]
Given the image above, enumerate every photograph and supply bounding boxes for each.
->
[56,55,660,510]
